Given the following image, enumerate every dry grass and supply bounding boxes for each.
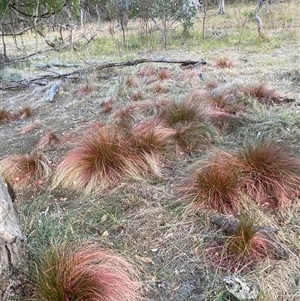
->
[21,121,41,133]
[209,216,277,274]
[214,57,234,68]
[136,98,169,117]
[139,65,156,78]
[236,140,300,209]
[182,69,201,83]
[125,75,138,87]
[0,152,52,189]
[110,106,136,133]
[1,2,299,300]
[192,84,250,133]
[131,90,143,101]
[0,106,33,124]
[152,81,168,94]
[37,131,60,149]
[209,110,249,134]
[241,83,283,104]
[178,151,243,214]
[100,98,114,113]
[205,88,245,114]
[0,108,14,124]
[158,68,172,80]
[75,83,96,96]
[33,243,141,301]
[52,126,144,195]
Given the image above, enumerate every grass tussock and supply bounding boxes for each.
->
[152,81,168,94]
[179,152,243,214]
[75,84,96,96]
[172,122,215,153]
[182,69,201,83]
[193,84,249,133]
[158,67,172,80]
[0,152,52,189]
[131,119,175,155]
[0,106,33,124]
[33,243,141,301]
[0,108,14,124]
[100,98,114,113]
[131,90,143,101]
[211,216,275,273]
[215,57,234,68]
[37,131,60,149]
[159,97,207,127]
[205,89,245,115]
[237,140,300,209]
[157,97,215,152]
[52,126,133,194]
[111,106,136,133]
[52,125,151,195]
[209,110,249,134]
[180,141,300,212]
[125,75,138,87]
[136,98,169,117]
[16,106,33,120]
[242,83,283,104]
[139,65,156,78]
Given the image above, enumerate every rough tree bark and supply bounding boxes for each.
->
[0,177,27,300]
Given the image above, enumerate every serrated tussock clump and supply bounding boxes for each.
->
[215,57,235,68]
[52,126,146,195]
[179,140,300,212]
[241,84,283,104]
[37,131,60,149]
[237,140,300,209]
[210,216,276,273]
[0,108,14,124]
[33,243,141,301]
[178,151,243,214]
[0,152,52,189]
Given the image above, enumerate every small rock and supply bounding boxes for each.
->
[223,275,259,300]
[46,84,60,102]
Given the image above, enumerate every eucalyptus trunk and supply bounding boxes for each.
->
[0,177,27,300]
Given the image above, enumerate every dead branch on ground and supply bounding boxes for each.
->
[0,58,206,90]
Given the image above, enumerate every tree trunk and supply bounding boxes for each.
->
[218,0,225,14]
[0,177,27,300]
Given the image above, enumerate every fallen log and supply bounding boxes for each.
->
[0,58,206,90]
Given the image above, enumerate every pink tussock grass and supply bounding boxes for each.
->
[0,152,52,189]
[236,140,300,209]
[35,243,141,301]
